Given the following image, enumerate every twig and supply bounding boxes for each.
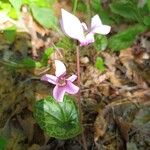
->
[76,46,88,150]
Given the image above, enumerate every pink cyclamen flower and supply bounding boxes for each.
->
[60,9,111,46]
[41,60,79,102]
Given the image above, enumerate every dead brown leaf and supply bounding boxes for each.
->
[115,117,132,142]
[106,72,122,87]
[94,110,107,143]
[119,48,148,87]
[102,52,116,72]
[27,144,40,150]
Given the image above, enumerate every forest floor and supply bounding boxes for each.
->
[0,1,150,150]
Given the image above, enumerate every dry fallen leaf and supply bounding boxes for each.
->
[102,52,116,72]
[106,72,122,87]
[27,144,40,150]
[115,117,132,142]
[119,48,149,87]
[94,110,107,143]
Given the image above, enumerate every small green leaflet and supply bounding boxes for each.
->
[95,57,105,72]
[94,35,108,51]
[34,95,81,139]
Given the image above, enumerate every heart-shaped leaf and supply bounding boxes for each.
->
[34,95,81,139]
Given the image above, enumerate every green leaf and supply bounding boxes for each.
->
[0,136,7,150]
[34,95,81,139]
[20,57,36,68]
[47,0,56,6]
[0,2,12,14]
[30,3,57,29]
[108,24,147,51]
[94,35,108,51]
[29,0,49,7]
[143,16,150,26]
[3,26,16,43]
[0,2,18,19]
[8,7,18,19]
[24,0,55,7]
[147,0,150,12]
[9,0,23,12]
[110,1,142,23]
[40,47,54,66]
[95,57,105,72]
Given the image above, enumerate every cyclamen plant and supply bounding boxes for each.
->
[34,8,111,147]
[41,9,111,102]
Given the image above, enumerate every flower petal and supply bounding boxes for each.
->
[55,60,66,77]
[61,9,85,43]
[67,75,77,82]
[41,74,57,85]
[65,81,79,94]
[81,22,88,31]
[53,85,66,102]
[91,25,111,35]
[85,32,95,44]
[91,15,102,28]
[91,15,111,35]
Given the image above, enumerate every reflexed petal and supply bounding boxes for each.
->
[53,85,66,102]
[41,74,57,85]
[91,25,111,35]
[91,14,111,35]
[67,75,77,82]
[55,60,66,77]
[65,81,79,94]
[61,9,85,43]
[91,15,102,28]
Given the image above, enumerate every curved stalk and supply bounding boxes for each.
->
[76,46,88,150]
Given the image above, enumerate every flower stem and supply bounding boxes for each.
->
[86,0,91,22]
[73,0,78,14]
[76,46,88,150]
